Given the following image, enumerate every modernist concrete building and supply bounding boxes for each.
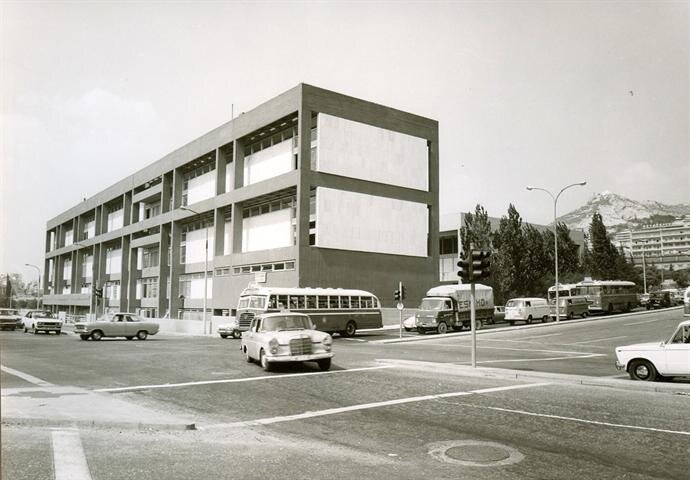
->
[438,212,586,282]
[41,84,439,320]
[614,218,690,271]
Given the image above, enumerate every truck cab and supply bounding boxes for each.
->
[415,297,457,335]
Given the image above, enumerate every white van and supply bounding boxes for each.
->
[505,298,550,325]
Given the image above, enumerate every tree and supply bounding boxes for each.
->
[493,204,525,299]
[459,204,493,252]
[588,212,619,280]
[522,224,550,296]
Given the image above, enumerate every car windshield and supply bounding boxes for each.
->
[35,311,54,318]
[670,325,690,344]
[506,300,524,308]
[261,315,312,331]
[239,296,267,310]
[126,315,142,322]
[419,298,447,310]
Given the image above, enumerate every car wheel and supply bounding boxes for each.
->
[33,328,40,335]
[91,330,103,341]
[581,311,588,318]
[475,319,483,330]
[628,360,657,381]
[23,327,28,333]
[220,334,228,339]
[136,330,148,341]
[244,347,253,363]
[508,321,514,326]
[55,330,61,335]
[317,358,331,371]
[437,322,448,335]
[79,334,89,341]
[125,336,134,340]
[527,316,533,325]
[567,312,574,320]
[417,328,426,335]
[541,315,548,323]
[232,330,242,339]
[260,349,272,371]
[404,327,411,332]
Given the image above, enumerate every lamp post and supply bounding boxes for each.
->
[24,264,41,309]
[180,206,210,335]
[527,181,587,322]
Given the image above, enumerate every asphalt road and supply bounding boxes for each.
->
[2,307,689,480]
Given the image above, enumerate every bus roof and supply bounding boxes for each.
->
[240,286,379,298]
[575,280,636,286]
[548,284,578,292]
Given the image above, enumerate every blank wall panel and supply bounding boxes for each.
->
[242,209,292,252]
[316,114,428,191]
[316,187,428,257]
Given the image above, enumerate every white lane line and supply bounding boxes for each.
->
[477,354,606,364]
[51,429,93,480]
[566,335,628,345]
[341,338,367,342]
[624,318,665,326]
[452,403,690,437]
[95,365,395,393]
[1,364,54,387]
[208,382,549,429]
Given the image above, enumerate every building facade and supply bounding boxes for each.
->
[614,219,690,271]
[438,212,586,282]
[42,84,439,319]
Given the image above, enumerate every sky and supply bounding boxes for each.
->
[2,0,689,276]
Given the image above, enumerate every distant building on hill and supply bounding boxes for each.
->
[614,218,690,271]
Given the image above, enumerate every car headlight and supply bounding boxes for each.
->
[323,335,332,351]
[269,337,279,354]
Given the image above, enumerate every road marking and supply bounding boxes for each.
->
[95,365,395,393]
[51,429,93,480]
[207,383,549,429]
[1,364,54,387]
[417,343,600,356]
[451,403,690,437]
[624,318,665,326]
[477,353,605,364]
[341,338,367,342]
[566,335,628,345]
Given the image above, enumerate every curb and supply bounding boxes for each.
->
[372,306,683,344]
[1,417,198,431]
[376,358,690,394]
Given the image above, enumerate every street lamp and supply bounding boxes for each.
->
[180,206,211,335]
[527,181,587,322]
[24,264,41,309]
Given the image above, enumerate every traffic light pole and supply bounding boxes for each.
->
[398,281,403,339]
[470,280,476,368]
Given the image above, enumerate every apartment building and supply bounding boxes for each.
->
[614,219,690,270]
[41,84,439,320]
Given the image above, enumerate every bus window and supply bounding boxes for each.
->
[329,296,339,309]
[278,295,288,309]
[306,295,317,309]
[268,296,277,309]
[351,296,360,308]
[362,296,372,308]
[289,296,299,309]
[342,296,350,308]
[318,295,328,309]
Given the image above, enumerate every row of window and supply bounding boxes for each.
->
[268,294,379,310]
[228,261,296,275]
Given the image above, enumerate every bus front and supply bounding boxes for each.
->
[236,290,269,332]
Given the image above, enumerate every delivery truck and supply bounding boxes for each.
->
[415,284,494,334]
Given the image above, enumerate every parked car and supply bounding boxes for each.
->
[22,310,63,335]
[74,312,159,341]
[0,308,22,331]
[218,318,242,339]
[638,293,650,307]
[504,298,550,325]
[615,320,690,381]
[241,312,333,371]
[646,291,672,310]
[493,306,505,324]
[403,315,416,332]
[550,296,591,320]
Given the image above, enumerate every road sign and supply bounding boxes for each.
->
[396,302,404,310]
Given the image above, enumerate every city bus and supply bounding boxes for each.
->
[575,280,638,314]
[236,286,383,337]
[547,284,579,302]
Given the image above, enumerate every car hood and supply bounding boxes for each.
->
[403,316,416,327]
[616,342,664,351]
[272,330,330,342]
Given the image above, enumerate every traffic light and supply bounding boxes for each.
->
[470,250,491,279]
[394,289,401,301]
[457,255,472,283]
[93,285,103,298]
[400,284,407,301]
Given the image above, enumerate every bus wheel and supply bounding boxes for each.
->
[607,304,614,314]
[342,321,357,337]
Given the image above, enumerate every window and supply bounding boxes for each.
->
[341,296,350,309]
[318,296,328,309]
[329,296,339,309]
[306,295,317,309]
[142,246,159,268]
[232,261,296,275]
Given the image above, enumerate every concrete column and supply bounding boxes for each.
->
[232,203,243,254]
[216,148,227,195]
[73,216,81,243]
[123,191,133,226]
[172,168,184,210]
[127,243,138,312]
[158,223,171,317]
[296,107,311,251]
[94,243,105,316]
[71,250,79,294]
[233,139,245,190]
[119,236,130,311]
[161,172,173,213]
[169,221,183,318]
[55,255,64,294]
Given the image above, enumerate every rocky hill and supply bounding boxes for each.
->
[557,191,690,234]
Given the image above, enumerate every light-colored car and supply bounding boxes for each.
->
[218,318,242,339]
[22,310,63,335]
[241,312,333,371]
[504,298,550,325]
[74,312,159,341]
[493,306,505,324]
[615,320,690,381]
[0,308,22,331]
[403,315,416,332]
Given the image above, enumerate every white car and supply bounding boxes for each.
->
[22,310,64,335]
[218,318,242,339]
[241,312,333,371]
[615,320,690,381]
[403,315,416,332]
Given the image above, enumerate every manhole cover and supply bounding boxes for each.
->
[427,440,524,467]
